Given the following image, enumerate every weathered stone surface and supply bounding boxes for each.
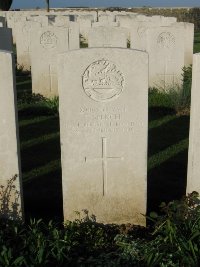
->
[172,22,194,66]
[0,50,23,220]
[16,20,42,70]
[88,26,127,48]
[77,15,93,41]
[187,53,200,194]
[53,19,80,50]
[30,26,69,97]
[58,48,148,225]
[146,26,185,89]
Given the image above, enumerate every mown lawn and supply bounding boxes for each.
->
[194,32,200,53]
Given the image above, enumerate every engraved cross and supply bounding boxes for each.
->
[158,59,176,90]
[85,137,124,196]
[45,65,57,92]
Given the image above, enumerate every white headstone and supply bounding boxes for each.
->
[30,26,70,97]
[0,50,23,220]
[98,13,115,23]
[146,26,185,89]
[172,22,194,67]
[92,21,119,28]
[88,26,127,48]
[77,15,93,41]
[58,48,148,225]
[187,53,200,194]
[51,18,80,50]
[15,20,41,71]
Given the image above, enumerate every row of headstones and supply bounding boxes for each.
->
[0,11,194,97]
[0,45,200,225]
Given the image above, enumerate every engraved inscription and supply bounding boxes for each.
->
[40,31,57,49]
[82,59,125,102]
[66,106,144,134]
[85,137,124,196]
[157,32,175,49]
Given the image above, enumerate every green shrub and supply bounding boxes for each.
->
[149,65,192,115]
[145,191,200,266]
[1,176,200,266]
[18,93,59,115]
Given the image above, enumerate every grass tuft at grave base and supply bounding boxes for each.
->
[1,191,200,266]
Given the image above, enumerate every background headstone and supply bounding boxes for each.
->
[0,50,23,220]
[15,20,42,71]
[31,26,70,97]
[146,26,185,89]
[88,26,127,48]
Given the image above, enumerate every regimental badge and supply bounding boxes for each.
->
[82,59,125,102]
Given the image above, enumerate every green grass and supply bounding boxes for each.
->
[194,32,200,53]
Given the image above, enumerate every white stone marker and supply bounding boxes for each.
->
[98,13,115,23]
[58,48,148,225]
[0,28,13,51]
[15,20,42,71]
[77,15,93,42]
[88,26,127,48]
[187,53,200,194]
[0,50,23,219]
[172,22,194,67]
[146,26,185,89]
[31,26,69,97]
[53,20,80,50]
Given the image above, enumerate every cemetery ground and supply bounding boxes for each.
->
[1,33,200,266]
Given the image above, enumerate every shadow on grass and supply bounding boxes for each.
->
[21,135,61,173]
[147,109,190,215]
[149,106,176,122]
[18,109,63,222]
[148,115,190,157]
[19,115,60,141]
[23,168,63,222]
[16,78,32,92]
[147,149,188,215]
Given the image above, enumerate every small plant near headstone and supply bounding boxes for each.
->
[80,34,88,48]
[15,64,31,77]
[149,65,192,116]
[0,175,22,220]
[0,189,200,265]
[18,93,59,115]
